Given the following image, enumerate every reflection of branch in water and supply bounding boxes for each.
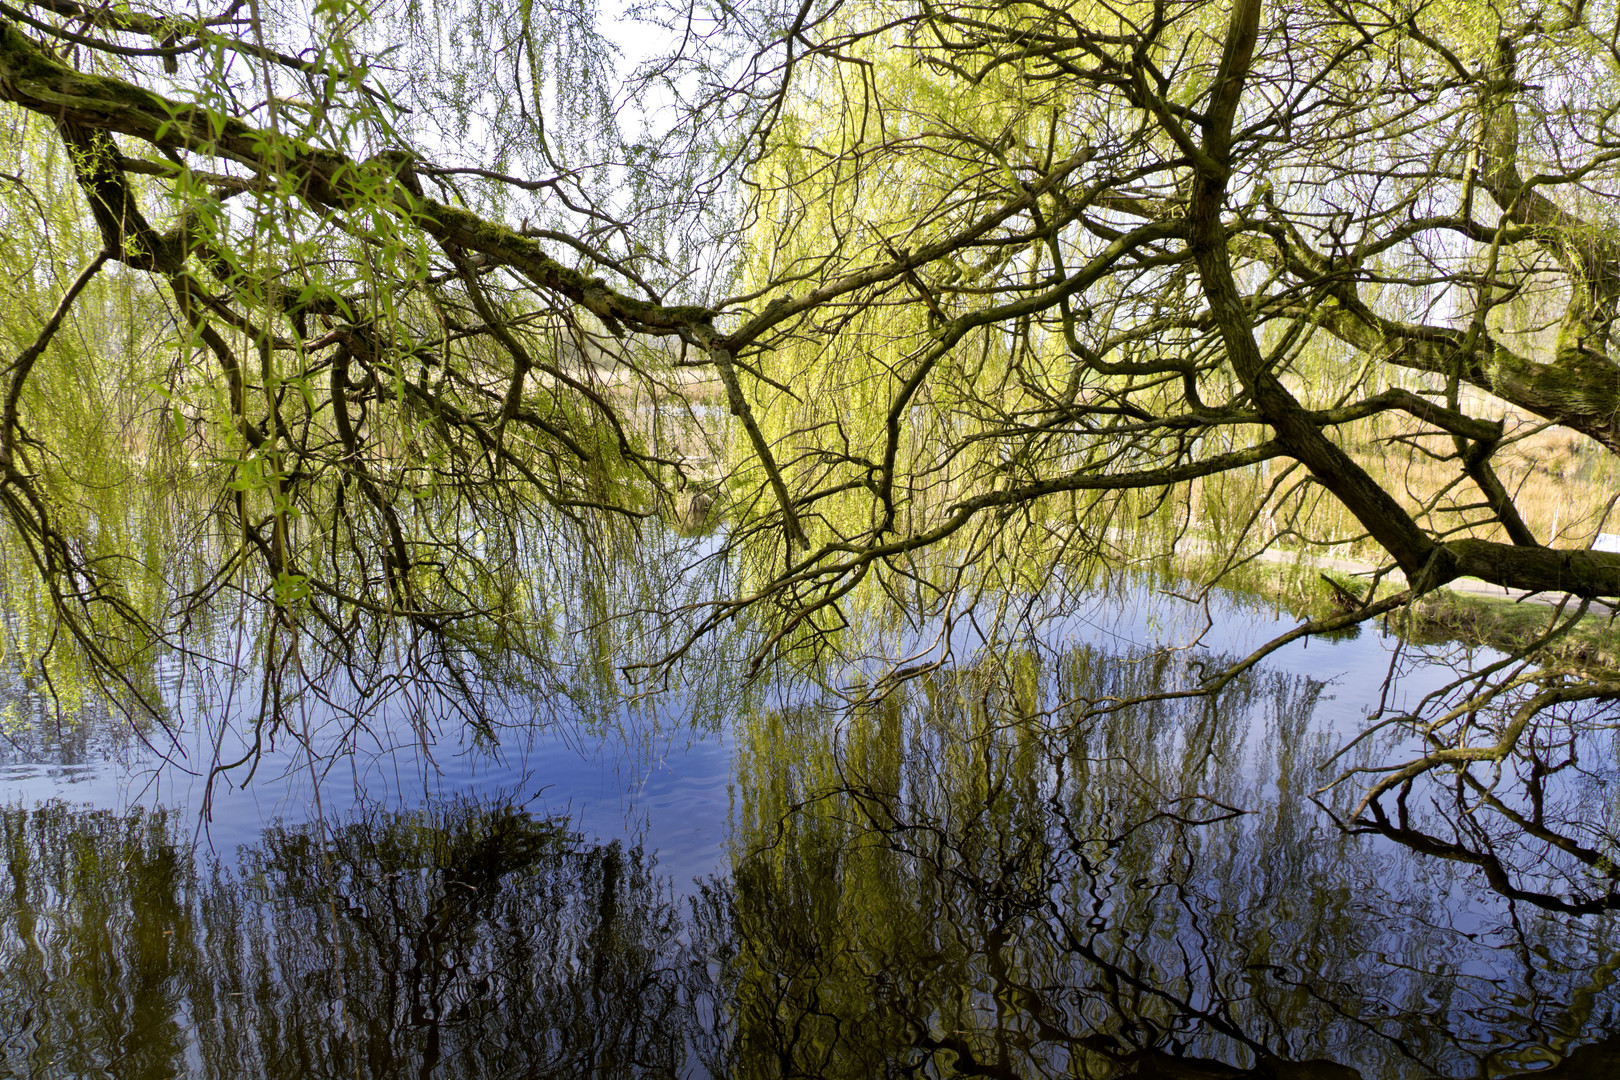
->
[1327,667,1620,915]
[698,643,1620,1079]
[1294,586,1620,916]
[1351,778,1620,917]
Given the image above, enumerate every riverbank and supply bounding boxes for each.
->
[1187,543,1620,672]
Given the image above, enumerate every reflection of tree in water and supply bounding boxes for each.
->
[6,648,1620,1079]
[1,804,194,1080]
[700,646,1620,1079]
[0,800,689,1079]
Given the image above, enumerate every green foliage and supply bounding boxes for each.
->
[0,0,1616,779]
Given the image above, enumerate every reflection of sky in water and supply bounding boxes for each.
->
[3,576,1617,1079]
[1,687,735,888]
[0,577,1503,886]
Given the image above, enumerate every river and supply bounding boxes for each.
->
[2,534,1618,1078]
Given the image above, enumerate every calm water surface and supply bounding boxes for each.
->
[3,576,1618,1078]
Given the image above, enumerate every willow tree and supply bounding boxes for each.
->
[0,0,722,740]
[684,0,1620,898]
[0,0,1618,859]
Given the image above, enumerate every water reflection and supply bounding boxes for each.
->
[5,639,1620,1078]
[704,645,1620,1078]
[2,799,690,1079]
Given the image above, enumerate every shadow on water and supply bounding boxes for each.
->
[4,636,1620,1078]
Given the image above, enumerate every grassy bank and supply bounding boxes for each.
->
[1205,554,1620,674]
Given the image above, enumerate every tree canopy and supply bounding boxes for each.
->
[1,0,1618,866]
